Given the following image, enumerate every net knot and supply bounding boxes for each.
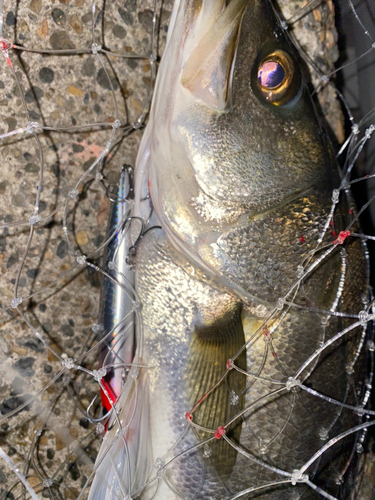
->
[280,20,288,30]
[214,426,226,440]
[96,423,105,435]
[26,121,40,134]
[93,367,106,381]
[42,478,53,488]
[132,300,141,312]
[263,329,271,342]
[355,407,365,417]
[319,427,329,441]
[356,442,364,454]
[92,323,103,334]
[365,125,375,140]
[133,119,142,130]
[185,411,193,422]
[11,297,22,308]
[0,38,11,51]
[112,119,121,129]
[129,366,139,379]
[91,43,101,54]
[230,390,239,406]
[62,357,75,369]
[352,123,360,135]
[76,255,87,265]
[333,230,350,245]
[358,310,370,327]
[345,364,354,375]
[286,377,301,392]
[291,469,308,486]
[155,458,164,477]
[226,358,234,370]
[203,444,212,458]
[276,298,285,310]
[321,74,329,83]
[29,214,41,225]
[68,189,79,199]
[331,189,340,204]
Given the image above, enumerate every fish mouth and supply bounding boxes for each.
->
[180,0,249,110]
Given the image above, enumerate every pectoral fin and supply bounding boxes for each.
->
[181,0,248,110]
[187,302,246,478]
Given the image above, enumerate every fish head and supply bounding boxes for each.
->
[137,0,336,303]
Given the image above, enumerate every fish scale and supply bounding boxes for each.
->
[129,0,370,499]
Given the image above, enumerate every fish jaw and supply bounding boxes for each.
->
[135,0,337,305]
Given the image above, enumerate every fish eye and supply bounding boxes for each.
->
[258,61,285,89]
[253,50,301,106]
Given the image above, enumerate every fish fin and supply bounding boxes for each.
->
[187,302,246,478]
[88,368,152,500]
[181,0,248,110]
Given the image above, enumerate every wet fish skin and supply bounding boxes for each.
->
[133,0,368,499]
[139,0,338,304]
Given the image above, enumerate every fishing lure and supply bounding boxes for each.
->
[96,166,136,411]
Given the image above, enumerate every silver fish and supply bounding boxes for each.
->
[93,0,370,499]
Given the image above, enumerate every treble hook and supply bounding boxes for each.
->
[86,395,113,423]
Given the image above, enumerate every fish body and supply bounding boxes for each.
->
[99,1,369,499]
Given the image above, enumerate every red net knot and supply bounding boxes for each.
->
[214,426,226,440]
[334,230,350,245]
[0,38,11,51]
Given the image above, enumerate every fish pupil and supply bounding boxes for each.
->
[258,61,285,89]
